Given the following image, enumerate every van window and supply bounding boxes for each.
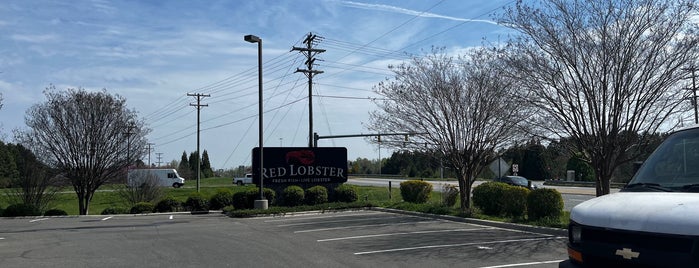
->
[168,173,176,178]
[631,128,699,191]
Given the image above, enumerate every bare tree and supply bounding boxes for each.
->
[501,0,699,196]
[16,86,149,215]
[117,172,163,207]
[369,48,530,213]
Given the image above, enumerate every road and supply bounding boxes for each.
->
[347,177,611,211]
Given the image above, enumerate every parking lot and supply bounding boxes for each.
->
[245,209,568,267]
[0,210,568,268]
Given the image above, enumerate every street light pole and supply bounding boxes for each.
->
[245,34,268,210]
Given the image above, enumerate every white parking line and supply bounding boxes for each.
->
[295,220,439,233]
[317,227,496,242]
[101,216,113,221]
[354,236,566,255]
[29,218,49,223]
[264,212,383,223]
[477,260,565,268]
[169,215,174,220]
[278,215,412,227]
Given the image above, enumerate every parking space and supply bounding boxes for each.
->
[0,211,568,267]
[249,210,568,268]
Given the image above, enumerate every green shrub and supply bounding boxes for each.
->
[527,188,564,220]
[101,207,129,215]
[155,197,182,212]
[0,207,4,217]
[441,184,459,207]
[399,180,432,203]
[502,186,530,218]
[221,205,236,214]
[3,203,41,217]
[0,177,12,188]
[44,209,68,216]
[263,188,276,205]
[130,202,155,214]
[185,192,209,211]
[238,188,277,209]
[282,185,305,206]
[209,189,235,210]
[305,186,328,205]
[334,184,358,202]
[233,191,251,209]
[472,182,510,216]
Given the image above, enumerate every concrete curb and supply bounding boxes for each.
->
[370,207,568,237]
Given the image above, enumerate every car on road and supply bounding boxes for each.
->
[494,175,535,190]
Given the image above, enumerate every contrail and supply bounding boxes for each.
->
[335,0,500,25]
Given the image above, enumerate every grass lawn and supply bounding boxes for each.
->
[0,177,410,215]
[0,177,568,228]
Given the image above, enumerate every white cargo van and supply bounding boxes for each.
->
[562,126,699,268]
[127,169,185,188]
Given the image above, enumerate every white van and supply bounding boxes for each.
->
[562,126,699,267]
[127,169,185,188]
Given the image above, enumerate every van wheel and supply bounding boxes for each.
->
[237,181,243,186]
[173,183,181,188]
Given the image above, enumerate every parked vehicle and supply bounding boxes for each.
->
[562,126,699,268]
[494,175,535,190]
[127,169,185,188]
[233,174,253,186]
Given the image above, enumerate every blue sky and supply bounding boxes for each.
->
[0,0,516,170]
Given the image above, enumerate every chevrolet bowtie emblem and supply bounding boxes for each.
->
[615,248,640,260]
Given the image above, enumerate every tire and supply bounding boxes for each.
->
[236,181,243,186]
[173,183,181,188]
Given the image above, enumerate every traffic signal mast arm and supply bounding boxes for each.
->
[313,132,426,147]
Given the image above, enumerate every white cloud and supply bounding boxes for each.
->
[10,33,59,43]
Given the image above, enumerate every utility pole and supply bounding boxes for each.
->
[684,66,699,124]
[188,93,210,192]
[146,143,154,167]
[123,122,136,184]
[292,33,325,147]
[124,123,136,168]
[155,152,163,167]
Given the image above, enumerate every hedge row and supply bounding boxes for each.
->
[472,182,563,220]
[97,184,359,214]
[280,184,357,207]
[0,204,68,217]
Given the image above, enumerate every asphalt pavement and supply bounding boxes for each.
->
[0,210,568,268]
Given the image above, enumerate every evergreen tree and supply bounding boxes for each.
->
[0,141,19,179]
[201,150,214,178]
[177,151,193,180]
[567,153,595,181]
[520,143,554,181]
[188,151,200,178]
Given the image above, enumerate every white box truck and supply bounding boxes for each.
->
[127,169,185,188]
[562,126,699,267]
